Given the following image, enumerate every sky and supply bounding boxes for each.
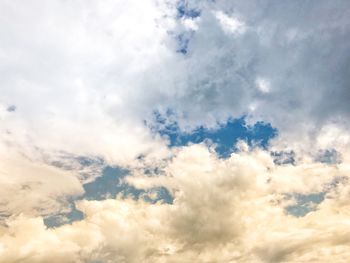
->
[1,0,350,262]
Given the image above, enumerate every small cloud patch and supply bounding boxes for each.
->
[256,77,271,93]
[215,11,246,35]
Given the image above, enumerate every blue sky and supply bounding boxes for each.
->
[154,115,276,157]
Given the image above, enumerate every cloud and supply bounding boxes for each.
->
[1,0,350,165]
[0,146,83,218]
[214,10,246,35]
[0,1,350,262]
[255,77,271,93]
[0,0,173,169]
[148,0,350,142]
[1,144,350,262]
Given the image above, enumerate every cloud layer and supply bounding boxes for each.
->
[1,144,350,262]
[1,0,350,161]
[1,0,350,262]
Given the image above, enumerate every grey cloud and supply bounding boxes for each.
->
[149,0,350,139]
[1,0,350,163]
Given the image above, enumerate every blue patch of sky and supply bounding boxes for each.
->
[285,192,325,217]
[271,150,296,165]
[316,149,341,164]
[271,149,342,166]
[149,111,277,158]
[44,200,84,228]
[176,0,201,19]
[82,166,130,200]
[173,1,201,55]
[44,166,173,228]
[176,33,191,54]
[82,166,172,204]
[285,176,350,217]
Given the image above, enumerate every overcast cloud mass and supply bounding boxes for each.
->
[1,0,350,262]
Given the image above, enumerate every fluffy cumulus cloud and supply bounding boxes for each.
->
[1,0,350,262]
[1,144,350,262]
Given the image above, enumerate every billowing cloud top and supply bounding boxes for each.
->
[1,0,350,262]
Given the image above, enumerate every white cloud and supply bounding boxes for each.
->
[256,77,271,93]
[181,17,200,31]
[215,10,246,35]
[0,0,174,169]
[0,145,83,217]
